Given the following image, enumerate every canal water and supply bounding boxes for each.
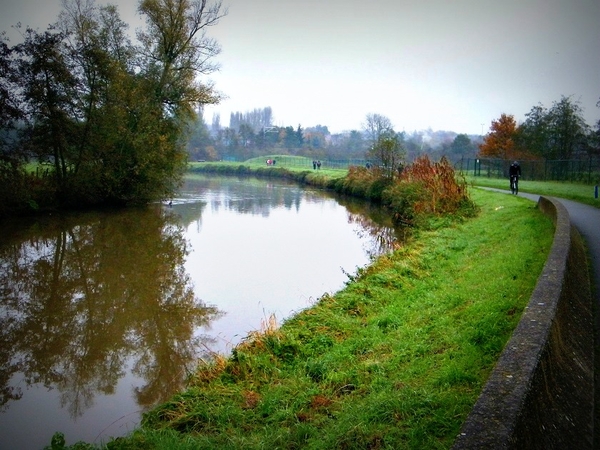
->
[0,174,402,449]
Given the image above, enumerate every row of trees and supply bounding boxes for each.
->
[479,96,599,161]
[186,108,481,164]
[193,95,600,166]
[187,108,335,162]
[0,0,225,215]
[227,107,273,133]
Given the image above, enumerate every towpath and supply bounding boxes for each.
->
[480,187,599,301]
[482,187,600,446]
[516,192,600,294]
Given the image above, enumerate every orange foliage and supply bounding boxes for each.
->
[400,155,469,215]
[479,113,520,159]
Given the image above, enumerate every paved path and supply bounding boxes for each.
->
[481,187,600,295]
[518,192,600,293]
[483,187,600,445]
[527,194,599,311]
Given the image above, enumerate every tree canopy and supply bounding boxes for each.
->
[479,96,594,162]
[364,114,406,179]
[478,113,519,160]
[0,0,225,214]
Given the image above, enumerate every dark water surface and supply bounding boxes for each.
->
[0,174,401,449]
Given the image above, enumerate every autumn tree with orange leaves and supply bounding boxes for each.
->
[478,113,521,159]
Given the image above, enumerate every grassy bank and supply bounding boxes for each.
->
[91,183,553,449]
[187,160,347,189]
[465,175,600,208]
[189,158,476,230]
[189,160,600,209]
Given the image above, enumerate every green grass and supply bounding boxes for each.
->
[188,158,348,180]
[98,188,553,450]
[465,175,600,208]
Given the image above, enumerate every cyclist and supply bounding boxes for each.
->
[509,161,521,194]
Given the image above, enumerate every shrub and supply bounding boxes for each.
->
[381,181,427,226]
[0,164,59,217]
[337,166,384,200]
[373,156,478,227]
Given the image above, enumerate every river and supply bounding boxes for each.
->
[0,174,402,449]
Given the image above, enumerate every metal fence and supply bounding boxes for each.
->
[252,156,370,170]
[455,157,600,184]
[230,155,600,184]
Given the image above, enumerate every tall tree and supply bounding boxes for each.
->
[137,0,225,117]
[478,113,519,160]
[211,112,221,134]
[363,113,393,147]
[0,35,23,161]
[345,130,365,156]
[229,107,272,132]
[282,125,301,149]
[295,125,304,148]
[303,125,328,150]
[0,35,29,217]
[450,134,475,157]
[7,0,226,208]
[545,95,589,160]
[186,108,214,160]
[367,131,406,179]
[363,114,405,178]
[16,27,78,190]
[238,123,255,148]
[57,0,136,184]
[518,104,550,158]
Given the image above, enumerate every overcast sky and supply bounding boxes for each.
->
[1,0,599,135]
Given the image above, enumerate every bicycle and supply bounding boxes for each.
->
[510,175,519,195]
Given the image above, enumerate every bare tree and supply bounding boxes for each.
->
[363,113,393,146]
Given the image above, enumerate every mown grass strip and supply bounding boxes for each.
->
[465,175,600,208]
[188,160,348,181]
[105,188,553,450]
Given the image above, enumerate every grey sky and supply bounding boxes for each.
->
[1,0,598,135]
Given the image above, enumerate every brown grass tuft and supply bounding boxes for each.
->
[241,390,261,409]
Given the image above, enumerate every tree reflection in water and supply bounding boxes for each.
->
[338,196,409,258]
[177,175,406,260]
[0,207,222,418]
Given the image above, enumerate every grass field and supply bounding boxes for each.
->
[464,175,600,208]
[188,158,348,180]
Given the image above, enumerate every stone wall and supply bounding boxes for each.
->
[452,196,594,449]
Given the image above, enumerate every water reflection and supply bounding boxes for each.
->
[0,174,405,448]
[0,207,221,419]
[176,174,404,257]
[174,175,306,221]
[340,196,407,257]
[172,175,406,358]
